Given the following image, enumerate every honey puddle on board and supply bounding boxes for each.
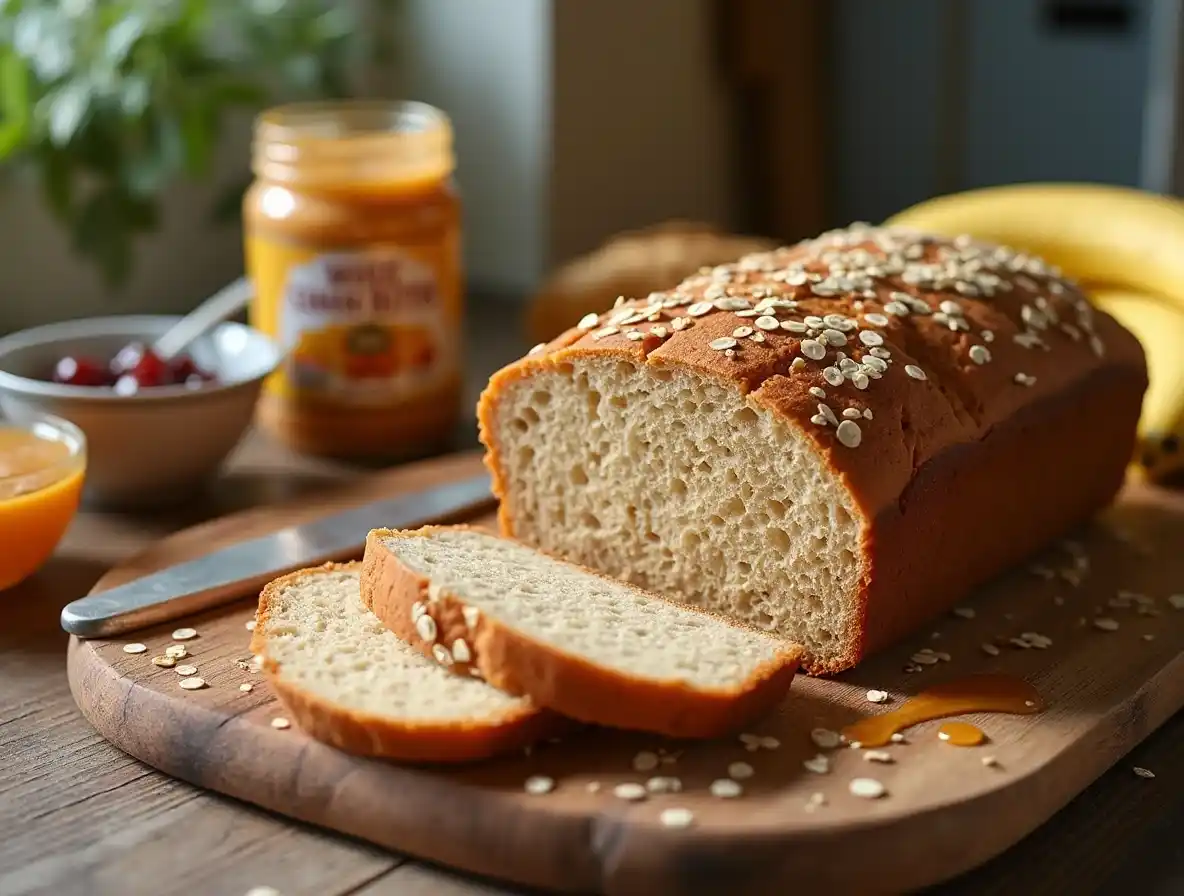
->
[841,674,1043,748]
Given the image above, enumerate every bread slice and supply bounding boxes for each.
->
[360,526,802,739]
[251,562,560,762]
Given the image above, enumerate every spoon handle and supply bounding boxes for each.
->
[153,277,254,362]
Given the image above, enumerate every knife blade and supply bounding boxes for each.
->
[61,472,495,639]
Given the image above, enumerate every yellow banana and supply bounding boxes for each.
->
[1089,289,1184,484]
[884,183,1184,486]
[885,183,1184,303]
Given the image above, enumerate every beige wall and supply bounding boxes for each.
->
[549,0,738,265]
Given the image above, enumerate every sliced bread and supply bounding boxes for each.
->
[251,562,560,762]
[360,526,802,739]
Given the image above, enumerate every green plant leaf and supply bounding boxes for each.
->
[104,12,144,66]
[47,80,92,146]
[0,48,31,157]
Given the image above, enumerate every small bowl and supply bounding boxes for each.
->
[0,410,86,590]
[0,315,282,509]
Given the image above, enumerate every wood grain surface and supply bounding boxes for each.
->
[65,454,1184,896]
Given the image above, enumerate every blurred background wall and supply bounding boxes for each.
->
[0,0,1180,329]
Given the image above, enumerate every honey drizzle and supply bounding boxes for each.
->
[937,721,986,746]
[841,674,1042,748]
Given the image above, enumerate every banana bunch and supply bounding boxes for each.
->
[885,183,1184,485]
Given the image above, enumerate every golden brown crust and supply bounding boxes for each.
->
[360,527,802,739]
[527,222,777,344]
[477,226,1149,674]
[252,562,565,763]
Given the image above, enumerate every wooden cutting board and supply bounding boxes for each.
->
[67,453,1184,896]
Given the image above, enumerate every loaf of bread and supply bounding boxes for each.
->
[527,221,778,345]
[251,563,560,761]
[360,526,801,738]
[478,224,1148,674]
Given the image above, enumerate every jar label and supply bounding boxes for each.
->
[268,248,459,406]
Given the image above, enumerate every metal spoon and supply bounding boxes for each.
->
[152,277,254,363]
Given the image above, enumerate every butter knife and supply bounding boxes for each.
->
[61,472,494,639]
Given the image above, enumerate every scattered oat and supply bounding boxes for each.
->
[866,689,890,704]
[1093,617,1120,632]
[911,652,939,665]
[525,775,555,795]
[709,779,743,799]
[633,751,660,772]
[1168,594,1184,610]
[245,619,257,632]
[270,717,291,730]
[759,736,780,750]
[1133,766,1155,779]
[849,777,886,799]
[431,644,453,666]
[728,761,755,780]
[179,677,206,691]
[171,627,198,641]
[863,750,894,764]
[905,365,927,380]
[804,792,827,812]
[981,756,999,768]
[174,664,198,676]
[1143,634,1156,642]
[890,733,906,744]
[577,312,600,331]
[613,783,648,802]
[709,337,738,351]
[981,643,1001,657]
[811,727,841,749]
[451,638,472,664]
[122,643,147,654]
[803,755,831,775]
[239,683,253,693]
[646,776,682,794]
[586,781,601,793]
[953,607,976,619]
[659,807,695,829]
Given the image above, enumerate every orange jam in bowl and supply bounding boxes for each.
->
[0,413,86,590]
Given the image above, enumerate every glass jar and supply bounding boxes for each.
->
[244,100,464,461]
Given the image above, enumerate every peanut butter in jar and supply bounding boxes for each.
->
[244,100,464,461]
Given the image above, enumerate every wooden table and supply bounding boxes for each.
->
[4,303,1184,896]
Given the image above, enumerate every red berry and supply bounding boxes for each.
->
[128,348,172,388]
[53,355,112,387]
[170,355,200,381]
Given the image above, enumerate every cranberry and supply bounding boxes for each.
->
[116,344,173,388]
[169,355,199,381]
[53,355,112,387]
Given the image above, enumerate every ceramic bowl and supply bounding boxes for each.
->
[0,315,281,509]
